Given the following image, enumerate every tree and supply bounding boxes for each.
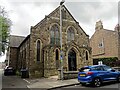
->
[0,6,11,55]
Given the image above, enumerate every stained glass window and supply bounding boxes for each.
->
[50,24,60,45]
[37,40,40,61]
[67,27,75,42]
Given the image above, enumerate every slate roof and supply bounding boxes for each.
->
[9,35,25,48]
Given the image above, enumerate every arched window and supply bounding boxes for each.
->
[37,40,40,61]
[68,49,77,71]
[86,51,88,60]
[50,24,60,45]
[62,9,66,19]
[56,49,59,60]
[55,49,59,69]
[50,29,54,44]
[67,27,75,42]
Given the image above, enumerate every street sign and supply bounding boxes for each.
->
[60,51,63,55]
[60,55,63,60]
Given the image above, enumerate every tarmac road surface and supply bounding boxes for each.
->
[53,81,120,90]
[2,69,30,90]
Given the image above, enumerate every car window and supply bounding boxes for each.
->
[79,67,90,72]
[102,66,111,71]
[91,66,103,71]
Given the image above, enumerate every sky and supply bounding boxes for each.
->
[0,0,119,62]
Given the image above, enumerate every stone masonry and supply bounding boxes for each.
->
[9,5,92,78]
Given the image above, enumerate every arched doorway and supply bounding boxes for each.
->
[68,49,77,71]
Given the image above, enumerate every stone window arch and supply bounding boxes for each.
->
[36,40,41,61]
[67,27,75,42]
[50,24,60,45]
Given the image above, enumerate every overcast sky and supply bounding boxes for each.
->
[0,0,119,37]
[0,0,119,62]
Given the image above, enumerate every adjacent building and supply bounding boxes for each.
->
[90,20,120,64]
[7,35,25,69]
[8,5,92,78]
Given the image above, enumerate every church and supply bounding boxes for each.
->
[8,5,92,78]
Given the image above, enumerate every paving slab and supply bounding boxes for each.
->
[26,78,80,89]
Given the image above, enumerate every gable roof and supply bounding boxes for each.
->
[104,29,115,33]
[33,5,88,36]
[9,35,25,48]
[19,35,30,47]
[90,28,116,41]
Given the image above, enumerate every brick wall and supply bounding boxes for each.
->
[90,21,119,60]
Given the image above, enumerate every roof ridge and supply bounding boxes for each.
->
[10,35,26,38]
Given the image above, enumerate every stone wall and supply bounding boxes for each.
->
[28,5,92,78]
[63,71,78,79]
[8,5,92,78]
[29,18,92,78]
[18,36,30,75]
[29,28,45,78]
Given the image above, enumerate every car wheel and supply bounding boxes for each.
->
[117,75,120,83]
[93,78,101,87]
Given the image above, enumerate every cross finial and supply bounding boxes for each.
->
[60,0,65,5]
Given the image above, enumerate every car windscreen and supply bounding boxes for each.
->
[102,66,112,71]
[79,67,90,72]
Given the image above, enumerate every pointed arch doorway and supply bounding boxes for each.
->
[68,49,77,71]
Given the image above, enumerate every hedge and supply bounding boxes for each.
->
[93,57,119,67]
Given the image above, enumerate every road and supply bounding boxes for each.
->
[1,69,30,90]
[63,82,120,90]
[1,69,120,90]
[53,82,120,90]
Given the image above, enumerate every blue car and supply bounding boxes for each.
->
[78,65,120,87]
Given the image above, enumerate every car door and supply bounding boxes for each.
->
[109,70,118,80]
[108,68,118,80]
[95,66,108,81]
[102,66,115,81]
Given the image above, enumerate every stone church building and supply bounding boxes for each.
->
[8,5,92,78]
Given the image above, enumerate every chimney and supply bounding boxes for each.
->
[114,24,120,32]
[95,20,103,31]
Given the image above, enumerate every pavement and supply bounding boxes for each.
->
[24,76,80,89]
[2,75,29,89]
